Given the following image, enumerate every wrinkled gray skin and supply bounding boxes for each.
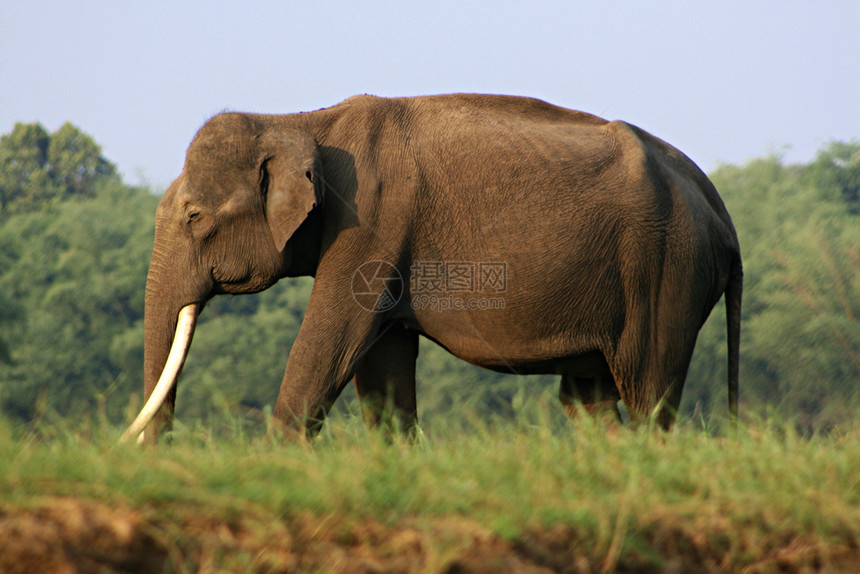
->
[143,94,742,442]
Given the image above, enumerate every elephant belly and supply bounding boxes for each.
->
[471,349,613,378]
[412,312,613,377]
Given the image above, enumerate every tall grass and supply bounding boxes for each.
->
[1,410,858,571]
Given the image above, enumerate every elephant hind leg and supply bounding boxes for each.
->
[558,372,622,427]
[610,329,697,431]
[615,368,687,430]
[354,322,419,437]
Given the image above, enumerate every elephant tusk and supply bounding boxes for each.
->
[119,303,199,444]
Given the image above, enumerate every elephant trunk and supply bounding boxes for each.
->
[122,238,207,444]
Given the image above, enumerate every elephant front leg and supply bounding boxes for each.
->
[271,285,384,438]
[354,322,419,437]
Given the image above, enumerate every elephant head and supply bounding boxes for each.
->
[121,114,324,443]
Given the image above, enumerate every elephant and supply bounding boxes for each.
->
[120,93,742,443]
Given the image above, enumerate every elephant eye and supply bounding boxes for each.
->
[187,211,201,225]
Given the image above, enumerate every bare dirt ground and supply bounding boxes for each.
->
[0,498,857,573]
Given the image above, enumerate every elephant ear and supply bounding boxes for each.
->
[261,131,324,252]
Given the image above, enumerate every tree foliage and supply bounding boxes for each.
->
[0,122,857,432]
[686,143,860,430]
[0,122,116,215]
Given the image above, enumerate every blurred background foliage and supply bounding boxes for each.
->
[0,122,857,433]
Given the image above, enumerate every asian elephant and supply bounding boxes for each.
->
[121,94,742,443]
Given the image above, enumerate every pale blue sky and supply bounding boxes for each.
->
[2,1,858,187]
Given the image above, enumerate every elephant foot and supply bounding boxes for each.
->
[562,400,624,432]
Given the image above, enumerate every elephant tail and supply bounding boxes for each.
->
[725,257,743,422]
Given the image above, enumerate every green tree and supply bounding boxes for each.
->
[686,148,860,430]
[0,121,149,423]
[0,122,116,216]
[0,180,157,422]
[808,141,860,213]
[47,122,117,197]
[0,123,53,213]
[0,291,21,364]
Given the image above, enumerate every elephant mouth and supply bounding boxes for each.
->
[211,265,247,285]
[214,270,279,295]
[210,262,280,294]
